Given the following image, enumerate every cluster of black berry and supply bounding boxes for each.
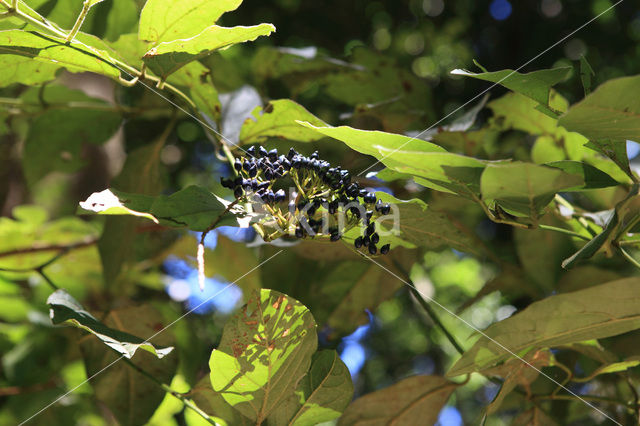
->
[221,147,392,255]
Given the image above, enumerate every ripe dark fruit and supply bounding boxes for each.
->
[370,233,379,244]
[225,146,393,253]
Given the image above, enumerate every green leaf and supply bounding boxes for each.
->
[373,148,487,197]
[447,277,640,376]
[0,54,60,87]
[168,61,221,120]
[544,161,618,190]
[269,350,353,426]
[0,30,120,80]
[580,56,595,96]
[482,350,551,414]
[480,162,584,219]
[372,193,480,254]
[562,185,640,268]
[81,304,178,426]
[189,376,252,425]
[22,92,121,185]
[583,139,634,180]
[209,289,317,424]
[139,0,242,44]
[79,186,248,231]
[143,24,275,79]
[338,375,457,425]
[559,75,640,142]
[451,66,571,106]
[239,99,328,145]
[297,121,446,158]
[48,289,173,358]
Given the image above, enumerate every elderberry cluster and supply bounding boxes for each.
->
[220,146,392,255]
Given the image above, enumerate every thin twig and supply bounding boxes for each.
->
[0,238,98,260]
[391,259,465,356]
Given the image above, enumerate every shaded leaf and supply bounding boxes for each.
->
[209,289,317,424]
[545,160,618,190]
[559,74,640,142]
[447,277,640,376]
[269,350,353,426]
[483,350,551,414]
[451,66,571,106]
[81,305,178,426]
[584,139,633,180]
[372,192,480,254]
[48,289,173,359]
[143,24,275,79]
[338,375,457,426]
[562,184,640,268]
[139,0,242,44]
[480,162,583,219]
[239,99,327,145]
[189,376,252,425]
[579,56,595,96]
[511,407,558,426]
[79,186,248,231]
[168,61,221,120]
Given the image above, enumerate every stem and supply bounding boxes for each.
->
[538,224,590,241]
[37,269,59,291]
[391,259,465,356]
[470,192,530,229]
[66,0,90,42]
[0,238,97,260]
[8,3,195,109]
[119,357,216,425]
[619,247,640,270]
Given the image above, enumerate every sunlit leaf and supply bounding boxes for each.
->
[139,0,242,44]
[48,289,173,359]
[209,289,317,423]
[270,350,353,425]
[143,24,275,79]
[239,99,327,145]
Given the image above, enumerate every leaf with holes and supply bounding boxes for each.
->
[209,289,317,424]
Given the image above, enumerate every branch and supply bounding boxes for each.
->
[0,237,97,260]
[119,357,216,425]
[391,259,465,356]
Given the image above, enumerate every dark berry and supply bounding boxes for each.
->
[295,226,304,238]
[354,236,363,248]
[366,223,375,236]
[287,148,297,159]
[381,204,391,215]
[274,189,286,202]
[368,244,377,255]
[363,235,370,246]
[248,165,258,178]
[234,187,243,198]
[328,200,339,214]
[234,176,243,186]
[330,232,341,242]
[220,177,233,188]
[246,146,256,157]
[307,205,316,216]
[264,168,274,180]
[268,149,278,161]
[281,158,292,170]
[234,159,242,171]
[259,146,268,157]
[380,244,390,254]
[310,151,319,159]
[370,233,380,244]
[364,192,376,204]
